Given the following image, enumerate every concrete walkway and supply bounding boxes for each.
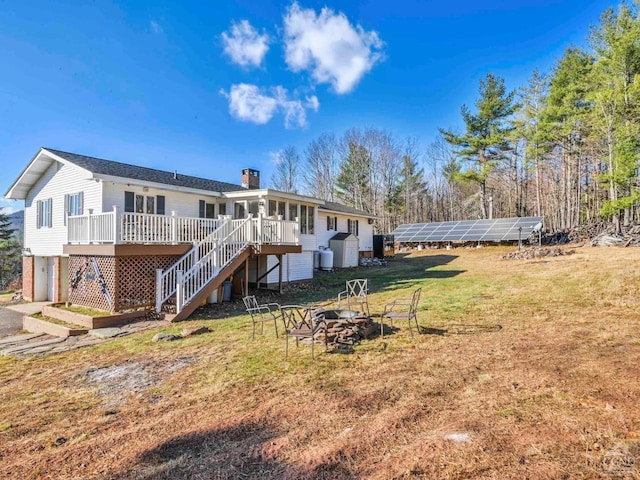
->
[6,301,52,315]
[0,307,24,338]
[0,302,51,338]
[0,318,170,358]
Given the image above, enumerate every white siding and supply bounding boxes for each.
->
[358,221,374,252]
[265,251,314,284]
[25,162,102,256]
[267,252,313,284]
[102,182,222,217]
[317,212,374,253]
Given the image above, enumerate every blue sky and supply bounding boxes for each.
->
[0,0,618,213]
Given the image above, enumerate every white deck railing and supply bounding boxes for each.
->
[67,207,298,246]
[67,211,116,244]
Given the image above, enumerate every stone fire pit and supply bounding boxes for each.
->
[312,309,377,347]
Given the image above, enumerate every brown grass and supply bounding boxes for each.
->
[1,246,639,479]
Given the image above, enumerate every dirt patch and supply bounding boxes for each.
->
[77,357,194,405]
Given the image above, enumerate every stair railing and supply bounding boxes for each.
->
[175,217,252,313]
[155,216,232,312]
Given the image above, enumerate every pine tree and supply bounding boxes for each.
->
[0,208,20,290]
[538,48,594,229]
[440,73,519,218]
[335,141,371,211]
[516,70,549,217]
[589,2,640,231]
[0,208,15,242]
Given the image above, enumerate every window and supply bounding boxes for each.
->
[300,205,308,234]
[348,219,359,236]
[327,216,337,231]
[248,201,259,217]
[299,205,315,234]
[269,200,286,218]
[288,203,298,222]
[206,203,215,218]
[234,202,246,219]
[268,200,285,217]
[37,198,52,228]
[124,191,165,214]
[65,192,84,217]
[199,200,216,219]
[218,203,227,216]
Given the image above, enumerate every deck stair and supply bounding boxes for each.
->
[155,217,233,313]
[156,217,254,321]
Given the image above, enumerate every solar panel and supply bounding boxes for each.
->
[392,217,543,243]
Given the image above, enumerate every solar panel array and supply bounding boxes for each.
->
[392,217,543,243]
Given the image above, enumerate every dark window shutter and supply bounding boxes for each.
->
[199,200,205,218]
[327,216,330,230]
[356,220,359,236]
[334,217,337,230]
[124,191,134,212]
[157,195,165,215]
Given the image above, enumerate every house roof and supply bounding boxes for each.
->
[46,148,244,193]
[4,148,245,199]
[319,201,376,219]
[5,148,375,219]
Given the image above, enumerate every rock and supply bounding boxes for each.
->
[89,328,123,339]
[180,326,211,337]
[152,332,181,343]
[443,432,471,442]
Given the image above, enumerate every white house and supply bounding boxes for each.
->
[5,148,375,320]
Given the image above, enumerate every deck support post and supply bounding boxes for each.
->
[155,268,163,312]
[244,257,249,297]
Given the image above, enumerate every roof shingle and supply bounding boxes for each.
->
[45,148,243,193]
[319,201,374,218]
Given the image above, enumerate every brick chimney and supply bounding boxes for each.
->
[241,168,260,189]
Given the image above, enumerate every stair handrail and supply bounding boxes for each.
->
[176,217,252,313]
[155,216,232,312]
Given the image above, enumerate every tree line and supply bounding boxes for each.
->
[0,208,21,291]
[270,3,640,235]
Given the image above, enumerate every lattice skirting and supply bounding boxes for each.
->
[68,254,181,312]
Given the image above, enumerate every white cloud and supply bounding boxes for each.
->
[221,84,278,124]
[222,20,270,68]
[221,84,319,128]
[0,198,19,215]
[150,20,163,35]
[283,2,384,94]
